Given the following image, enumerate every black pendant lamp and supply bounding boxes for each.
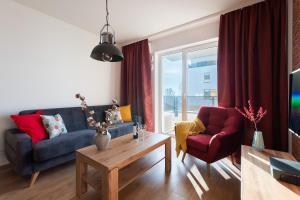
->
[90,0,123,62]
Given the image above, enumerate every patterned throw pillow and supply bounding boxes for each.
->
[105,109,123,125]
[41,114,68,138]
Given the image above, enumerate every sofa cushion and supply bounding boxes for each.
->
[88,105,113,127]
[105,109,123,125]
[41,114,68,138]
[11,112,48,143]
[187,134,212,153]
[33,129,95,162]
[119,105,132,122]
[108,122,134,139]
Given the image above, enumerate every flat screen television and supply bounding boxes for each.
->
[289,69,300,136]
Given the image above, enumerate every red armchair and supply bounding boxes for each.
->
[178,106,243,176]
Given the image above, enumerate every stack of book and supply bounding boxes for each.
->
[270,157,300,186]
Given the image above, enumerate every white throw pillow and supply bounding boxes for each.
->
[41,114,68,138]
[105,109,123,125]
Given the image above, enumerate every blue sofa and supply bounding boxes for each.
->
[4,105,133,182]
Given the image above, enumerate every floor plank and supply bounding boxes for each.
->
[0,140,240,200]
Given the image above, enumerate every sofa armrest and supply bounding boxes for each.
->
[4,128,33,176]
[208,130,241,162]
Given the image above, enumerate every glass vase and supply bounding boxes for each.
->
[252,131,264,151]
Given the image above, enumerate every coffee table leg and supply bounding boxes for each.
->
[102,168,119,200]
[76,157,87,199]
[165,138,171,173]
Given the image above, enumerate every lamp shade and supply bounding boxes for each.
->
[90,43,123,62]
[92,0,123,62]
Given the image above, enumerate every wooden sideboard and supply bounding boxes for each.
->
[292,133,300,161]
[241,145,300,200]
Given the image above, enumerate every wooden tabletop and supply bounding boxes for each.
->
[241,145,300,200]
[76,132,170,171]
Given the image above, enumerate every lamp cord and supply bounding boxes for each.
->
[106,0,109,32]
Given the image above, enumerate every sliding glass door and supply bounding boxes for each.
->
[160,42,218,134]
[161,52,183,133]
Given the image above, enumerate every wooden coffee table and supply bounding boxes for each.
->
[75,132,171,200]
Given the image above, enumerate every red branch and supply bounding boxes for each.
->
[235,100,267,131]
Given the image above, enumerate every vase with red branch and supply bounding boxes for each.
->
[75,93,111,150]
[235,100,267,151]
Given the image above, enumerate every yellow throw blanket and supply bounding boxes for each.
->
[175,118,206,157]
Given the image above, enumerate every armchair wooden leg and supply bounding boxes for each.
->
[207,163,211,177]
[29,171,40,187]
[182,152,186,162]
[230,154,235,165]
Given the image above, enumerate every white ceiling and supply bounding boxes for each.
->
[14,0,248,44]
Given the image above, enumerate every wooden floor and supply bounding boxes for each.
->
[0,140,241,200]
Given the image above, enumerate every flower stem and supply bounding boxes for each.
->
[254,121,258,132]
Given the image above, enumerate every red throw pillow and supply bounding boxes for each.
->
[11,112,48,143]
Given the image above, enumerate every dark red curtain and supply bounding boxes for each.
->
[217,0,288,150]
[120,39,154,131]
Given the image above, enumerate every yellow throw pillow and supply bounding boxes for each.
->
[119,105,132,122]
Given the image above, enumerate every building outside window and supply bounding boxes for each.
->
[204,72,211,82]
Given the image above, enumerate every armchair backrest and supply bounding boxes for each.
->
[197,106,243,135]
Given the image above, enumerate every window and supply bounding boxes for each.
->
[159,41,218,134]
[203,89,212,97]
[204,72,211,82]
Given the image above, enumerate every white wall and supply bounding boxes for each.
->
[150,20,219,132]
[150,20,219,53]
[0,0,121,165]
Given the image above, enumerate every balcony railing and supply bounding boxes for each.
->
[163,95,218,115]
[162,95,217,133]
